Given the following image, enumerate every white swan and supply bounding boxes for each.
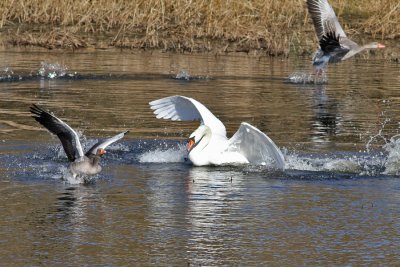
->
[149,96,285,169]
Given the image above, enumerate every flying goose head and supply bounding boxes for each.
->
[186,125,212,152]
[363,42,385,49]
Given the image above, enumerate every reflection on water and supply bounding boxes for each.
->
[0,47,400,264]
[1,49,398,151]
[313,86,342,150]
[1,164,399,265]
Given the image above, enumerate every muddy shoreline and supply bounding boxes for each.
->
[1,26,397,62]
[0,0,398,60]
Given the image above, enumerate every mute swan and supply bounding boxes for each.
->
[149,96,285,169]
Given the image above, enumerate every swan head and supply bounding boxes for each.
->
[186,125,211,152]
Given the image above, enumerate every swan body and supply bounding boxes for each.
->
[150,96,285,169]
[186,125,248,166]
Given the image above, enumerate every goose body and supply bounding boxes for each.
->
[30,104,128,182]
[70,155,102,176]
[149,96,285,169]
[307,0,385,72]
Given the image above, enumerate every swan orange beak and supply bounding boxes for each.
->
[377,43,385,48]
[186,137,195,152]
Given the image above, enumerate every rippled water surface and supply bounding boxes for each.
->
[0,47,400,265]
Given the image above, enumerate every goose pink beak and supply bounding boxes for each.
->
[377,43,385,48]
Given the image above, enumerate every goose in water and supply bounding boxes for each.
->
[149,96,285,169]
[307,0,385,73]
[30,104,128,182]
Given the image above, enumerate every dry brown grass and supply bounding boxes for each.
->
[360,1,400,39]
[7,29,88,49]
[0,0,398,54]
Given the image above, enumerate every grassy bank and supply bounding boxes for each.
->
[0,0,398,56]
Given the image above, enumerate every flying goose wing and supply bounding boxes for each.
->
[307,0,347,40]
[85,131,129,156]
[149,95,227,138]
[319,31,350,62]
[227,122,285,170]
[30,104,84,162]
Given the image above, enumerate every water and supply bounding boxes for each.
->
[0,47,400,265]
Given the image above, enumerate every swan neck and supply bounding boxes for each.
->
[191,127,212,153]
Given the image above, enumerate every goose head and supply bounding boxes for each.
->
[186,125,212,153]
[89,148,106,166]
[364,42,385,49]
[96,148,107,157]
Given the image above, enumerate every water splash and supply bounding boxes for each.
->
[0,67,21,81]
[61,168,97,184]
[174,69,211,80]
[0,63,79,82]
[382,135,400,175]
[106,142,130,152]
[285,152,385,176]
[365,117,391,153]
[139,143,187,163]
[38,62,69,79]
[175,69,191,80]
[285,153,317,171]
[288,71,327,84]
[0,67,13,79]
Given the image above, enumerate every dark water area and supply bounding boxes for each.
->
[0,47,400,265]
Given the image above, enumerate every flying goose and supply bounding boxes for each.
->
[307,0,385,73]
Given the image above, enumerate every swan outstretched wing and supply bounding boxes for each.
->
[30,104,84,162]
[307,0,347,40]
[227,122,285,170]
[85,131,129,156]
[149,95,226,137]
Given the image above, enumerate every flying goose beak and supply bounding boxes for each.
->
[98,148,107,156]
[186,137,195,152]
[377,43,385,48]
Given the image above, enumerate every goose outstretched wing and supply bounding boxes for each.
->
[30,104,84,162]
